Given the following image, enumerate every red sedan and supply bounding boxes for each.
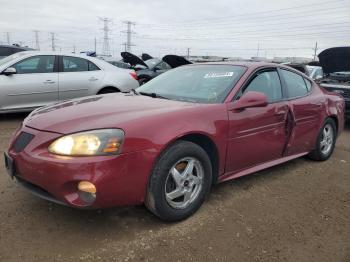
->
[4,62,345,221]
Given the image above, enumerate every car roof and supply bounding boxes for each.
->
[15,51,96,58]
[184,61,293,70]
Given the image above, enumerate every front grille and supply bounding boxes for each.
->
[13,132,34,153]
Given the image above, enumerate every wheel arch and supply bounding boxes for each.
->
[155,132,220,185]
[97,86,120,94]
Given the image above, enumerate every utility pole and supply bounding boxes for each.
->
[313,42,319,61]
[34,30,40,50]
[122,21,136,53]
[99,17,112,57]
[94,37,97,53]
[49,32,56,51]
[256,43,260,57]
[187,48,191,59]
[73,45,76,53]
[5,32,10,45]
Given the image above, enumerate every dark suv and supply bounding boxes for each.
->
[0,45,33,60]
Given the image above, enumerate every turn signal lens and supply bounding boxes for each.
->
[48,129,124,156]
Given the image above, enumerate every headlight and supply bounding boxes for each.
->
[48,129,124,156]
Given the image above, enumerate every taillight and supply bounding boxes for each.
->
[129,71,138,81]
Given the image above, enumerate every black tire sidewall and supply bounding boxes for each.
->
[314,118,337,161]
[147,141,212,222]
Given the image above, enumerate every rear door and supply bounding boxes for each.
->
[278,68,322,155]
[226,68,289,173]
[58,56,104,101]
[0,55,58,111]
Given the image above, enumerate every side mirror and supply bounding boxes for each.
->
[2,67,17,76]
[232,91,268,110]
[153,67,161,71]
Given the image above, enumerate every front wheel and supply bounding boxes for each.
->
[145,141,212,222]
[308,118,337,161]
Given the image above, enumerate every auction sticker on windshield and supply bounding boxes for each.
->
[204,72,235,78]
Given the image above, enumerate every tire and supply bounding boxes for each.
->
[308,118,337,161]
[145,141,212,222]
[138,78,149,85]
[98,88,118,94]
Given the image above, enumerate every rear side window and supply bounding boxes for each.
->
[62,56,88,72]
[88,61,100,71]
[304,79,312,91]
[280,69,309,98]
[243,70,282,102]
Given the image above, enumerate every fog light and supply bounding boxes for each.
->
[78,181,96,194]
[78,181,97,204]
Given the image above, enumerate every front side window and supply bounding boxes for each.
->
[62,56,88,72]
[280,69,309,98]
[138,65,246,103]
[243,70,282,102]
[13,55,55,74]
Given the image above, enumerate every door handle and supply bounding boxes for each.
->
[43,80,55,84]
[89,77,98,81]
[275,110,286,116]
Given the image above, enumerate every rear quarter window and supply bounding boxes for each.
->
[280,69,309,98]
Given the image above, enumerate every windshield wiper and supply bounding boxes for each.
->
[139,92,169,100]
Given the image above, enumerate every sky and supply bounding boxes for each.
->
[0,0,349,59]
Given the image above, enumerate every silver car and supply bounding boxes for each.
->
[0,51,139,113]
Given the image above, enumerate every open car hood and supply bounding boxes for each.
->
[142,53,153,61]
[318,47,350,74]
[121,52,148,68]
[162,55,192,68]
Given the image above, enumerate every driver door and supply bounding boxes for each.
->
[226,68,288,173]
[0,55,58,111]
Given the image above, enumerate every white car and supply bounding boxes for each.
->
[0,51,139,113]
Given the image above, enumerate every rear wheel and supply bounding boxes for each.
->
[138,78,149,85]
[145,141,212,222]
[308,118,337,161]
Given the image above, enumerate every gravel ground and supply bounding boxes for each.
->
[0,113,349,262]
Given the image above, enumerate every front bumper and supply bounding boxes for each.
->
[6,126,157,208]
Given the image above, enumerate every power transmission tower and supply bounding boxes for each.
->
[34,30,40,50]
[5,32,10,45]
[186,48,191,59]
[313,42,319,61]
[49,32,56,51]
[99,17,112,56]
[121,21,136,53]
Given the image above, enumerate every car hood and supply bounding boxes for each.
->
[141,53,153,61]
[318,47,350,74]
[121,52,148,68]
[24,94,197,134]
[162,55,192,68]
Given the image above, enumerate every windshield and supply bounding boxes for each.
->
[0,52,27,67]
[145,58,161,69]
[137,65,246,103]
